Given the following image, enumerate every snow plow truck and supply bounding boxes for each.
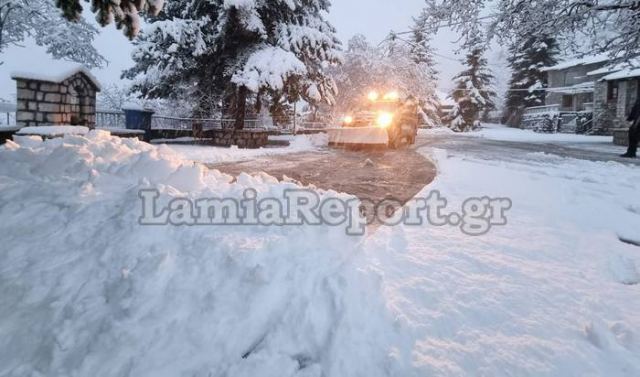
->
[328,90,419,149]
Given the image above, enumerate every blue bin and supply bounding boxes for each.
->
[123,107,154,141]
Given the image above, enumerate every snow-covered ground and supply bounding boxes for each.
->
[468,123,614,143]
[421,124,629,156]
[158,133,328,164]
[1,130,639,376]
[367,147,640,375]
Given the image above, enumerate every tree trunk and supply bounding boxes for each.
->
[235,86,248,130]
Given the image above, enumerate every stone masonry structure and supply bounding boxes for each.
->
[12,66,101,128]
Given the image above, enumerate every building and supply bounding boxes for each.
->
[12,65,101,128]
[523,56,639,137]
[591,66,640,140]
[541,55,609,114]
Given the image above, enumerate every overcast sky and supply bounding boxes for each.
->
[0,0,508,101]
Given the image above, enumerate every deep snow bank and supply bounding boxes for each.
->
[0,131,406,377]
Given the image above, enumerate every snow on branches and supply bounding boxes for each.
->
[231,45,307,93]
[447,29,496,132]
[503,34,560,126]
[329,34,441,127]
[0,0,105,67]
[55,0,164,39]
[125,0,341,123]
[422,0,640,63]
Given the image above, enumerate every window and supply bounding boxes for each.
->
[562,95,573,109]
[607,81,619,102]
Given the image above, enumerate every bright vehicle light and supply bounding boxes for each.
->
[367,91,379,101]
[343,115,354,125]
[383,91,400,101]
[376,112,394,128]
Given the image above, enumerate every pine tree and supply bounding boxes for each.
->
[448,30,496,132]
[409,14,441,128]
[55,0,164,38]
[124,0,341,128]
[503,34,559,126]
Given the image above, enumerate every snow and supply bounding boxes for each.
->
[2,128,640,376]
[541,54,609,72]
[0,130,400,377]
[326,127,389,145]
[16,125,90,137]
[98,128,146,135]
[546,81,595,94]
[602,68,640,81]
[458,123,613,143]
[11,63,102,90]
[231,45,307,92]
[159,133,328,164]
[365,146,640,375]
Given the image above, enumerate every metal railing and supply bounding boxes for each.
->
[96,111,331,132]
[96,111,126,129]
[522,104,560,118]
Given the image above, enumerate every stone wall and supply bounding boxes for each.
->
[593,78,639,135]
[613,128,629,146]
[149,129,269,149]
[16,72,98,128]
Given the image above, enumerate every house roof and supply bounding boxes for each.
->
[601,68,640,81]
[546,81,594,94]
[541,54,609,72]
[587,59,640,77]
[11,64,102,91]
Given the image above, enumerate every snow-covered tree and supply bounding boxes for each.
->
[328,35,386,115]
[503,34,560,126]
[421,0,640,63]
[329,34,441,127]
[0,0,105,67]
[55,0,164,38]
[447,30,496,132]
[124,0,342,128]
[408,13,441,127]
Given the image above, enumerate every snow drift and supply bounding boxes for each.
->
[0,131,407,377]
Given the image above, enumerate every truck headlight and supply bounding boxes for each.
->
[376,112,393,128]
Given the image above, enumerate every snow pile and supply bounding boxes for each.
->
[163,133,328,164]
[0,131,407,377]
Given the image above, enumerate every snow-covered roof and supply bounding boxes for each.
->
[546,81,594,94]
[11,64,101,90]
[541,55,609,72]
[586,59,640,77]
[601,68,640,81]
